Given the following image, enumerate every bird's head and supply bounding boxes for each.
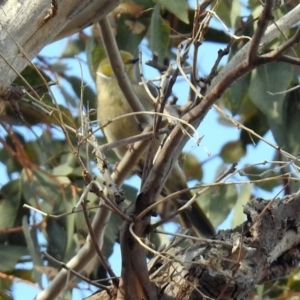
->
[97,50,138,82]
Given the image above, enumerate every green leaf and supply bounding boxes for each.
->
[86,37,106,80]
[46,218,67,263]
[60,38,86,58]
[242,165,280,192]
[181,153,203,181]
[220,140,246,163]
[0,245,28,272]
[0,180,22,243]
[232,183,253,228]
[21,169,66,215]
[249,63,293,119]
[22,217,43,286]
[229,72,253,115]
[149,4,170,61]
[64,75,96,114]
[213,0,232,28]
[155,0,189,24]
[197,184,238,228]
[115,10,152,54]
[282,86,300,155]
[123,184,139,202]
[248,63,293,148]
[64,194,77,257]
[239,109,270,147]
[230,0,241,28]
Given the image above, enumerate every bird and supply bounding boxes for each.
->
[96,50,215,238]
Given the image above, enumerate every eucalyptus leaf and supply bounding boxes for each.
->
[22,217,42,286]
[149,4,170,62]
[282,86,300,155]
[197,184,238,228]
[60,38,86,58]
[0,245,28,272]
[232,183,253,228]
[248,63,293,148]
[155,0,189,24]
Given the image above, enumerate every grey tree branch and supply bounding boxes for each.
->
[0,0,120,85]
[144,4,300,199]
[87,191,300,299]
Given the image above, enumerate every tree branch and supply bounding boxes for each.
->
[87,191,300,299]
[0,0,120,84]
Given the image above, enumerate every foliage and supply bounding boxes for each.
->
[0,0,300,299]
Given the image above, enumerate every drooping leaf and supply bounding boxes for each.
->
[22,217,43,287]
[0,245,28,272]
[155,0,189,24]
[241,165,280,192]
[239,109,270,147]
[63,75,97,113]
[0,180,22,244]
[282,86,300,155]
[220,140,246,163]
[149,4,170,62]
[213,0,232,28]
[21,168,68,215]
[60,38,86,58]
[232,183,253,228]
[115,2,153,53]
[181,152,203,181]
[197,184,238,227]
[228,72,253,116]
[46,218,67,263]
[86,35,107,80]
[248,62,293,148]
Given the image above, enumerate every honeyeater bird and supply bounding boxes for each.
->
[96,51,215,238]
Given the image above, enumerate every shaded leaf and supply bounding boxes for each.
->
[149,4,170,61]
[0,245,28,272]
[0,180,22,244]
[115,3,152,53]
[21,168,67,215]
[240,109,270,147]
[232,183,253,228]
[63,75,96,113]
[228,72,253,116]
[242,165,280,192]
[155,0,189,24]
[46,218,67,263]
[220,140,246,163]
[282,86,300,155]
[22,217,43,286]
[197,184,238,227]
[86,36,107,80]
[123,184,139,201]
[213,0,232,28]
[248,63,293,148]
[60,38,86,58]
[181,152,203,181]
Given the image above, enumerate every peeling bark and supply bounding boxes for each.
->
[87,192,300,300]
[0,0,120,84]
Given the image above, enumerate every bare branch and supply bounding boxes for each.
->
[248,0,275,62]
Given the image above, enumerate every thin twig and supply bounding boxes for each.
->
[81,199,119,287]
[43,252,110,290]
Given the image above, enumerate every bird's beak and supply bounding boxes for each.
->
[126,58,139,65]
